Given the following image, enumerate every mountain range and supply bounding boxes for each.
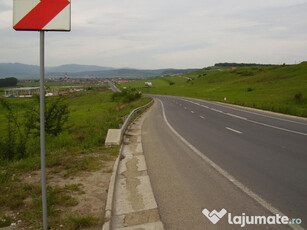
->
[0,63,198,79]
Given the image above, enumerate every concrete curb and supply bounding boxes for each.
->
[111,105,164,230]
[102,145,123,230]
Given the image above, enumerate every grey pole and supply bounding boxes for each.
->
[40,30,48,230]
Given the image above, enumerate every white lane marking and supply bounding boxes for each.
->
[158,99,303,230]
[184,107,187,110]
[183,99,307,136]
[200,116,205,119]
[191,111,195,114]
[248,119,307,136]
[226,113,247,120]
[226,127,242,134]
[201,105,209,109]
[198,99,307,126]
[210,108,223,113]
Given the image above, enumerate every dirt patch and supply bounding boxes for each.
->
[26,162,113,217]
[3,151,117,230]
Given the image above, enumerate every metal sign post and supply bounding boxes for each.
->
[40,30,47,230]
[13,1,71,229]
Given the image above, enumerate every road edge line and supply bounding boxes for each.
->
[181,98,307,136]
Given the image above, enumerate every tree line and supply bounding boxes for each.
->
[215,63,273,67]
[0,77,18,87]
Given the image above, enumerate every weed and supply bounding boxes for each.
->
[23,184,33,191]
[76,157,101,171]
[68,215,99,229]
[12,156,41,171]
[74,134,85,140]
[0,171,11,183]
[64,184,82,192]
[294,92,302,101]
[0,214,12,227]
[46,154,61,167]
[28,185,78,224]
[65,184,85,195]
[0,182,27,209]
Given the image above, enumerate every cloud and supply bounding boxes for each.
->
[0,0,307,68]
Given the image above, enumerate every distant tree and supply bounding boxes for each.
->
[111,90,141,111]
[0,77,18,87]
[214,63,273,68]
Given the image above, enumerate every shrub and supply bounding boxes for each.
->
[0,98,30,160]
[0,96,69,161]
[294,92,302,101]
[111,90,141,109]
[29,95,69,136]
[0,215,12,227]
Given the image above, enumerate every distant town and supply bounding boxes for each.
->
[1,75,134,98]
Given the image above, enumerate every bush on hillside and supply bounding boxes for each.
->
[0,96,69,161]
[294,92,302,101]
[111,90,141,104]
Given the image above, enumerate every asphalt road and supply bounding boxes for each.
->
[107,80,121,92]
[141,95,307,230]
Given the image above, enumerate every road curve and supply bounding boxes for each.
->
[141,96,307,230]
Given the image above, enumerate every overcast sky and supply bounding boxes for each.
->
[0,0,307,69]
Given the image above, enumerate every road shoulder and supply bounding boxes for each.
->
[111,106,164,230]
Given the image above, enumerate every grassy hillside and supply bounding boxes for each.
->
[121,62,307,117]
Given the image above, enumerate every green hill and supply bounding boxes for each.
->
[121,62,307,117]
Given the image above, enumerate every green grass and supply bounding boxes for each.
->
[68,215,99,229]
[122,62,307,117]
[0,214,13,227]
[0,89,151,156]
[20,184,80,229]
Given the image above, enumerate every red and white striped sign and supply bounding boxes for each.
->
[13,0,71,31]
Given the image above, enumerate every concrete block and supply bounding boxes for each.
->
[105,129,122,146]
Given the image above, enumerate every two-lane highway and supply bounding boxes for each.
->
[142,95,307,230]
